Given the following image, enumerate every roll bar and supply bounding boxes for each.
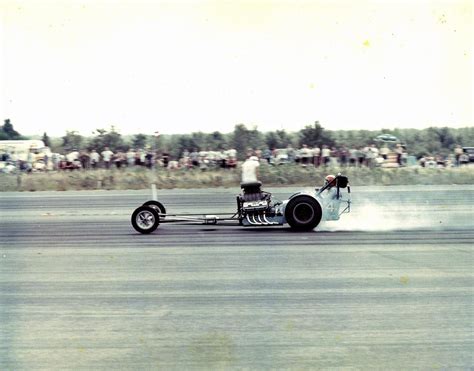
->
[316,173,350,196]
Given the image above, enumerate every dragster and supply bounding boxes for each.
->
[131,174,351,234]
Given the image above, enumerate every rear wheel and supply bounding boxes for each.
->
[285,196,322,231]
[142,200,166,218]
[131,206,160,234]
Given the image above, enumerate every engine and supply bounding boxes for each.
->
[242,199,270,213]
[238,182,279,225]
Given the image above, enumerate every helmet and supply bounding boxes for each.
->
[324,174,336,187]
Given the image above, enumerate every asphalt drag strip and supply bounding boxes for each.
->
[1,186,473,369]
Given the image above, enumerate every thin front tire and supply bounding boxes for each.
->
[131,206,160,234]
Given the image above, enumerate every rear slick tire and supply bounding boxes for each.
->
[131,206,160,234]
[285,195,322,231]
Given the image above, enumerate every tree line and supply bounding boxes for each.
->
[2,119,473,160]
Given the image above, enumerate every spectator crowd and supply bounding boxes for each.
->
[0,142,471,174]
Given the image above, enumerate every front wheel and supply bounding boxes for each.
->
[131,206,160,234]
[285,196,322,231]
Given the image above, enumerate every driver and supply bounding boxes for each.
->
[324,174,336,187]
[322,174,338,199]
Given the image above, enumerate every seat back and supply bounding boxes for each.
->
[336,175,349,188]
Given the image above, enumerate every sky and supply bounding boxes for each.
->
[0,0,472,137]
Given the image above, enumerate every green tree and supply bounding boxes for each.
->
[248,126,265,151]
[131,133,148,149]
[62,131,84,152]
[206,131,227,150]
[0,119,23,140]
[191,132,207,150]
[42,132,51,147]
[231,124,250,158]
[276,130,293,147]
[265,130,293,149]
[265,131,280,149]
[164,134,196,159]
[299,121,333,147]
[231,124,265,159]
[178,134,198,151]
[454,127,474,146]
[89,126,126,152]
[430,127,455,150]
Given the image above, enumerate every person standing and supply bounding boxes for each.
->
[300,144,310,166]
[220,149,228,169]
[162,149,170,168]
[51,152,60,171]
[321,145,331,167]
[114,151,125,169]
[90,149,100,169]
[126,148,135,167]
[79,150,90,170]
[181,149,190,169]
[144,150,153,168]
[313,146,321,167]
[380,145,390,161]
[262,147,272,164]
[190,148,200,168]
[454,145,463,167]
[226,147,237,169]
[339,146,348,167]
[286,144,295,163]
[101,147,114,169]
[357,147,365,167]
[395,144,403,166]
[368,144,379,168]
[27,149,35,172]
[349,147,357,167]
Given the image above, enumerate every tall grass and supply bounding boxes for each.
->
[1,165,473,192]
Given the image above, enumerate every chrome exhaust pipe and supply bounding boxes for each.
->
[246,214,261,225]
[262,212,277,225]
[256,214,268,225]
[251,214,262,225]
[245,214,255,225]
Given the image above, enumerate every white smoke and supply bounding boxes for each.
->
[319,201,449,232]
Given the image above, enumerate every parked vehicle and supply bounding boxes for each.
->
[462,147,474,162]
